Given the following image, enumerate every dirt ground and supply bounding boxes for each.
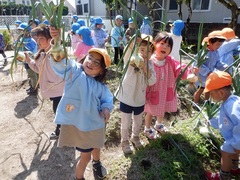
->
[0,51,122,180]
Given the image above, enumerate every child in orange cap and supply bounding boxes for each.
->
[193,30,228,105]
[204,71,240,180]
[218,27,240,71]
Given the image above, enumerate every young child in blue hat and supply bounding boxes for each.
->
[140,17,152,35]
[92,17,109,48]
[110,15,126,64]
[74,26,94,63]
[169,20,185,61]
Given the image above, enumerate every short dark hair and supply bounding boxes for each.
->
[209,38,225,44]
[154,31,173,52]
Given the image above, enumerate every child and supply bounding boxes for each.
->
[72,15,78,24]
[70,23,81,51]
[194,30,228,104]
[218,27,240,70]
[77,19,86,27]
[49,38,114,179]
[204,71,240,180]
[140,17,152,35]
[17,22,38,95]
[144,31,190,139]
[74,26,94,63]
[116,34,156,154]
[0,32,7,66]
[168,20,185,61]
[125,18,136,43]
[24,26,64,140]
[110,15,126,64]
[92,17,109,48]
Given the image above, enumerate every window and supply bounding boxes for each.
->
[169,0,178,10]
[192,0,210,11]
[77,4,83,15]
[22,0,25,5]
[84,3,88,13]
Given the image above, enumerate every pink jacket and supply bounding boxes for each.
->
[74,41,93,62]
[28,52,65,98]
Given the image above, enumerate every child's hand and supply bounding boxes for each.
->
[49,26,61,39]
[24,51,31,63]
[100,108,110,122]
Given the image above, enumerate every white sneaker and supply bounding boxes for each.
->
[144,128,158,140]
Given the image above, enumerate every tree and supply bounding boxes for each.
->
[218,0,240,30]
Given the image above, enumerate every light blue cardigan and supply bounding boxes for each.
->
[50,57,114,131]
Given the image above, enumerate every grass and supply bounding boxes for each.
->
[104,67,232,180]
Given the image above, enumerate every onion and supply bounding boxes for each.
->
[130,46,144,68]
[15,52,26,62]
[187,73,198,83]
[50,38,66,62]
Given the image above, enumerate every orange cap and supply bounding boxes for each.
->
[221,27,238,40]
[202,30,226,45]
[88,48,111,68]
[204,71,232,93]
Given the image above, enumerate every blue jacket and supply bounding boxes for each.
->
[50,58,114,131]
[93,28,108,48]
[210,95,240,152]
[218,39,240,66]
[110,25,126,47]
[195,50,227,87]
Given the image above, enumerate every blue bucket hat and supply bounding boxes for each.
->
[15,20,22,25]
[128,18,133,23]
[71,23,80,33]
[29,19,40,26]
[76,26,94,46]
[72,15,78,20]
[77,19,86,26]
[143,17,150,25]
[95,17,103,25]
[18,23,32,32]
[41,19,49,25]
[115,15,123,21]
[171,20,184,36]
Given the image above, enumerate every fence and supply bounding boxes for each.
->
[0,15,113,33]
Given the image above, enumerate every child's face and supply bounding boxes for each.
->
[115,19,122,27]
[209,89,223,102]
[139,45,153,60]
[208,41,224,51]
[155,40,171,60]
[36,35,51,50]
[83,52,104,77]
[129,23,135,28]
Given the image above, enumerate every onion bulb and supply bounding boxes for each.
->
[50,38,66,62]
[130,46,144,68]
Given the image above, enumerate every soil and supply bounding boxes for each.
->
[0,51,118,180]
[0,51,191,180]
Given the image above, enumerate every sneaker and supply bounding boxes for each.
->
[231,168,240,176]
[205,171,220,180]
[26,86,33,93]
[92,161,107,179]
[121,140,133,154]
[144,128,158,140]
[130,136,143,149]
[49,129,60,140]
[154,124,168,134]
[27,88,38,95]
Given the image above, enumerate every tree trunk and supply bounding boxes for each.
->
[218,0,240,30]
